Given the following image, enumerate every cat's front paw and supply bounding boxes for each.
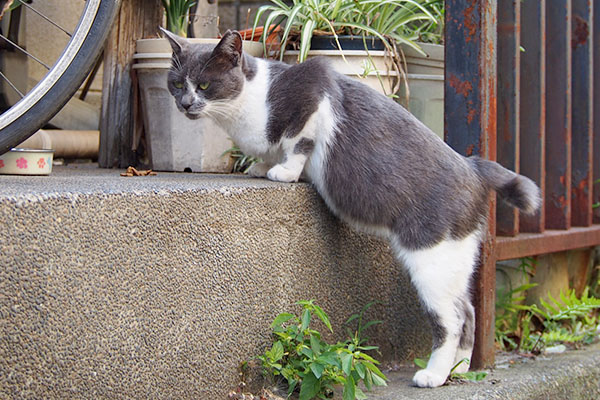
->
[412,369,447,388]
[266,164,300,183]
[247,162,271,178]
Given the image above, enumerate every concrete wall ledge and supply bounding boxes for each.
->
[1,165,430,399]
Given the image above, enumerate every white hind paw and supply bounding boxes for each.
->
[413,369,447,388]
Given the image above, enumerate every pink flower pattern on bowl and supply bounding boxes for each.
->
[16,157,28,169]
[0,159,4,168]
[37,158,46,169]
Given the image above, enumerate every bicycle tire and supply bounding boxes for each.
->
[0,0,121,155]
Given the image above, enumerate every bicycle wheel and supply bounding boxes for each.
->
[0,0,121,155]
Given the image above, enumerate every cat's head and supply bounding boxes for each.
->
[161,28,247,120]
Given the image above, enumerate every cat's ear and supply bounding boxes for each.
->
[212,30,243,67]
[159,27,185,55]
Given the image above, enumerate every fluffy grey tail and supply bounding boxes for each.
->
[471,157,541,215]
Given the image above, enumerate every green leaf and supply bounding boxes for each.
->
[299,371,320,400]
[300,346,314,359]
[355,362,366,379]
[269,341,284,362]
[309,362,325,379]
[364,369,373,390]
[343,375,356,400]
[310,334,321,356]
[271,313,296,328]
[355,387,368,400]
[318,352,341,368]
[313,304,333,332]
[371,372,387,386]
[341,352,353,376]
[364,361,388,382]
[301,308,311,332]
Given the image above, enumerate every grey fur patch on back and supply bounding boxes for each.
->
[324,75,489,249]
[265,58,336,144]
[294,138,315,155]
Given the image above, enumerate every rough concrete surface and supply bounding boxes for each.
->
[0,165,431,399]
[368,343,600,400]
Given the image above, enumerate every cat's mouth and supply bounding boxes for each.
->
[184,111,203,120]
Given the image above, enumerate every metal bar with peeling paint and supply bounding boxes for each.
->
[570,0,593,227]
[445,0,497,369]
[593,2,600,223]
[496,0,520,236]
[545,0,572,230]
[519,0,546,233]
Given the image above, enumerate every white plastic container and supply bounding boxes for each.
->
[0,148,54,175]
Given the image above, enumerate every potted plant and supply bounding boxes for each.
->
[252,0,435,95]
[396,0,444,138]
[253,0,445,137]
[133,1,264,172]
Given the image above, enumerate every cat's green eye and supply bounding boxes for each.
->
[174,82,184,89]
[199,82,210,90]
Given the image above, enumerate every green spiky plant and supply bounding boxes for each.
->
[252,0,437,63]
[161,0,196,37]
[494,256,600,353]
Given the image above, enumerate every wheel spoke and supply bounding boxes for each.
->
[0,33,50,70]
[13,0,72,37]
[0,70,24,98]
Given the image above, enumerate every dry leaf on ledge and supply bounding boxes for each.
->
[120,166,157,177]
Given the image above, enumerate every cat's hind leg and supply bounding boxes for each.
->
[391,230,480,388]
[452,298,475,374]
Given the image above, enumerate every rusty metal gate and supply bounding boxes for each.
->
[445,0,599,367]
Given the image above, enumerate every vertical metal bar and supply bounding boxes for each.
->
[520,0,546,233]
[496,0,520,236]
[545,0,572,229]
[519,0,546,232]
[445,0,497,369]
[593,2,600,223]
[571,0,593,227]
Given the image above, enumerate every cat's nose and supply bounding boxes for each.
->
[181,96,193,110]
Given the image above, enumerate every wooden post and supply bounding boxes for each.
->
[99,0,162,168]
[445,0,497,369]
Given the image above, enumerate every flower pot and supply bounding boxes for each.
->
[237,25,281,51]
[283,48,398,95]
[133,38,264,172]
[310,35,385,51]
[398,43,444,139]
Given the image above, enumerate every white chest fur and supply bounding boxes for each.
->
[222,59,272,158]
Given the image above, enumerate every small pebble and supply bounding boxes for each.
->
[544,344,566,354]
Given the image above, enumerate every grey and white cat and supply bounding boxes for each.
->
[161,29,541,388]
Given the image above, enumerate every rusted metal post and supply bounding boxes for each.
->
[594,2,600,223]
[519,0,546,233]
[570,0,593,227]
[496,0,520,237]
[445,0,497,369]
[99,0,163,168]
[545,0,572,229]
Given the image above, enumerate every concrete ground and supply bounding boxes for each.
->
[364,343,600,400]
